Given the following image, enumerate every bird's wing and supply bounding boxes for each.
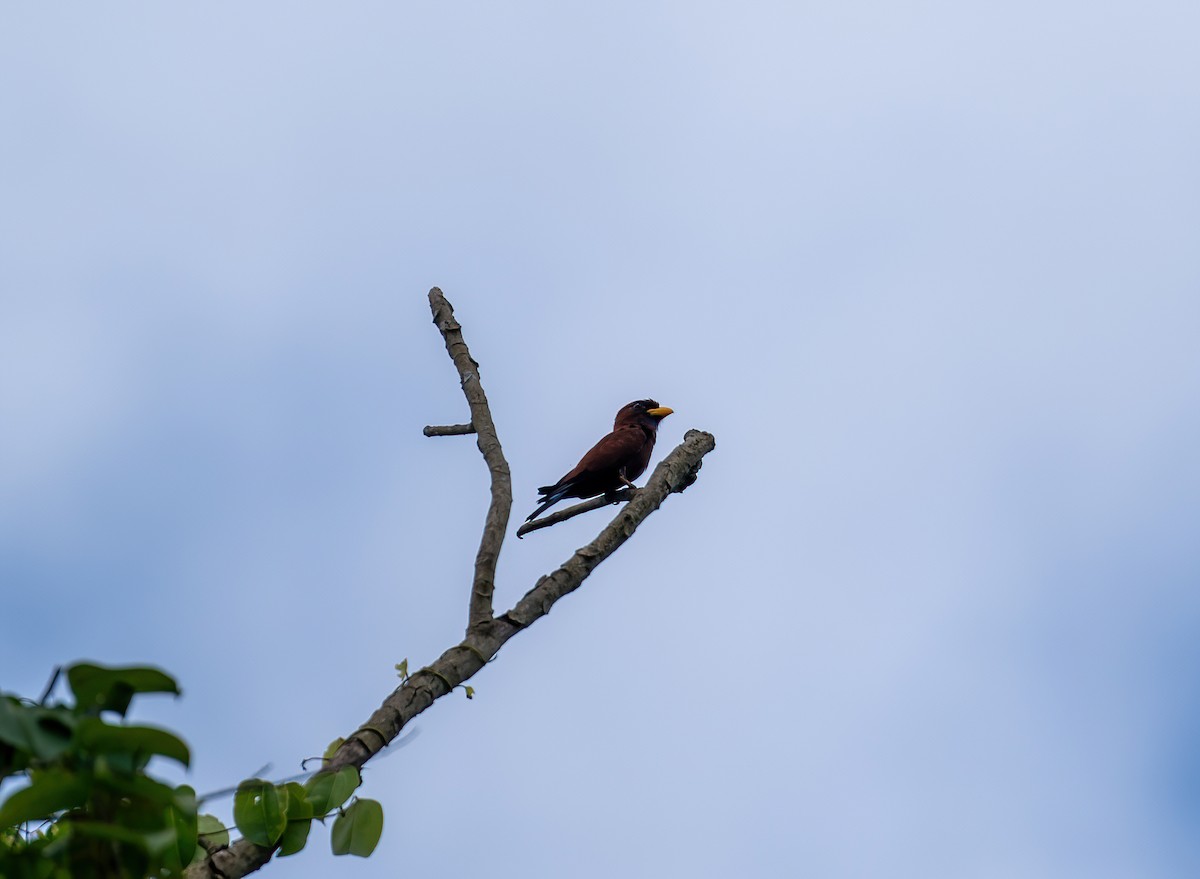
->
[529,427,649,521]
[565,426,647,482]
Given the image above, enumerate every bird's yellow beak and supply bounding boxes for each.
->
[646,407,673,418]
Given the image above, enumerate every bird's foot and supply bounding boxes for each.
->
[604,485,638,505]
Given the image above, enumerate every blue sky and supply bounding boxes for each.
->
[2,2,1199,876]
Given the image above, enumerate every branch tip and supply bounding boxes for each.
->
[426,288,512,630]
[423,423,476,437]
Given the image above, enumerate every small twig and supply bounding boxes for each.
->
[427,287,512,631]
[38,666,61,705]
[516,489,634,538]
[423,423,475,437]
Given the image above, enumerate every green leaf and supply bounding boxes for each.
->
[330,798,383,857]
[277,813,312,857]
[91,769,182,809]
[323,737,344,763]
[162,784,198,870]
[0,696,22,746]
[281,782,312,820]
[395,659,408,680]
[67,822,153,876]
[70,819,157,847]
[32,713,75,759]
[0,698,75,761]
[66,663,179,717]
[0,769,88,828]
[94,747,151,775]
[277,782,313,857]
[76,717,191,767]
[464,686,475,700]
[196,813,229,848]
[305,765,359,817]
[145,824,182,854]
[232,780,288,847]
[0,739,26,778]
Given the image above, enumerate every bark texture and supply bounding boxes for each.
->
[426,288,512,630]
[422,422,475,437]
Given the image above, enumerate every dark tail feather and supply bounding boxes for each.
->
[526,484,572,522]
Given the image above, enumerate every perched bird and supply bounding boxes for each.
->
[526,399,673,522]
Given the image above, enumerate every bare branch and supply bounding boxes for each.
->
[185,287,714,879]
[427,287,512,630]
[515,489,635,538]
[184,429,716,879]
[422,422,476,437]
[329,430,715,770]
[501,430,713,628]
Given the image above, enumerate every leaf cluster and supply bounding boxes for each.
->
[0,664,384,878]
[0,663,194,878]
[224,762,382,860]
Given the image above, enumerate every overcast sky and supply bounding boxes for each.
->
[3,3,1200,877]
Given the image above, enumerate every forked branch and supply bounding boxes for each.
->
[425,287,511,630]
[184,290,715,879]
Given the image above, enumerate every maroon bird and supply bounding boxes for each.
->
[526,399,674,522]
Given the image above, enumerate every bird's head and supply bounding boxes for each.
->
[615,399,674,430]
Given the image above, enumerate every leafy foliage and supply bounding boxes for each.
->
[1,664,383,877]
[0,663,194,878]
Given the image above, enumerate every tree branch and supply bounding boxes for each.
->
[515,489,635,538]
[184,291,715,879]
[426,287,512,630]
[422,422,475,437]
[326,430,713,771]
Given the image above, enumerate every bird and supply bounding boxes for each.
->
[526,399,673,522]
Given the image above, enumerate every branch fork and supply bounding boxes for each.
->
[185,288,715,879]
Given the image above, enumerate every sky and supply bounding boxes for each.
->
[2,2,1199,877]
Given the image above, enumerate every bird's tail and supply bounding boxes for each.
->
[526,483,572,522]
